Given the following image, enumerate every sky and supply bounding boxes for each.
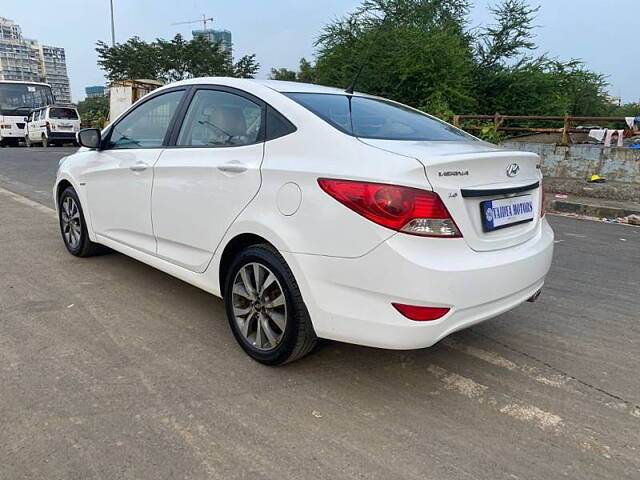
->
[1,0,637,104]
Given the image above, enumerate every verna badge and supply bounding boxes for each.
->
[506,163,520,177]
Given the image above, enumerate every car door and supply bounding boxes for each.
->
[82,88,185,254]
[151,87,265,272]
[30,109,42,140]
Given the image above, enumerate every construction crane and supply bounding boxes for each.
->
[171,14,214,31]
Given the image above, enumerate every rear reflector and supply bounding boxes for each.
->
[318,178,461,237]
[392,303,450,321]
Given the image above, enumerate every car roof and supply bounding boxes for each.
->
[167,77,359,96]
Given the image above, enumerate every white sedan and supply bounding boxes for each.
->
[54,78,554,365]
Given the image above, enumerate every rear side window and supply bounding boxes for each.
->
[265,106,296,141]
[285,93,474,142]
[49,107,79,120]
[177,89,263,147]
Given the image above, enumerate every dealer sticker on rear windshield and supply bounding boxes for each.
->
[480,194,534,232]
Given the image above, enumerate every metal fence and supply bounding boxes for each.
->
[452,114,640,145]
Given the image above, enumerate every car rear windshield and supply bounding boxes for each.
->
[49,108,79,120]
[284,93,475,142]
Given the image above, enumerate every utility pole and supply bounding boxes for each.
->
[109,0,116,46]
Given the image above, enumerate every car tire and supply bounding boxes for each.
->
[42,135,48,148]
[224,244,317,365]
[58,187,102,257]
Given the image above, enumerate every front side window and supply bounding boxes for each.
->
[49,107,79,120]
[285,93,475,142]
[109,90,184,149]
[177,90,263,147]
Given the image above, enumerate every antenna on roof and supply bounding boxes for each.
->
[345,65,365,95]
[344,13,389,95]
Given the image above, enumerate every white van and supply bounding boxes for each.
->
[25,105,81,147]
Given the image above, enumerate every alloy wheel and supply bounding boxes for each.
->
[231,262,287,351]
[60,196,82,249]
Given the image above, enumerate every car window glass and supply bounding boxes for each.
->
[109,90,183,149]
[49,108,79,120]
[285,93,475,142]
[266,106,296,141]
[177,90,262,147]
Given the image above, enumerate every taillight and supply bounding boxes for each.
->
[392,303,450,321]
[318,178,461,237]
[540,179,545,218]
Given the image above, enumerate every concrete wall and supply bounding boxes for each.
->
[501,142,640,202]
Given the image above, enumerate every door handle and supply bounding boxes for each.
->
[218,163,247,174]
[130,163,148,172]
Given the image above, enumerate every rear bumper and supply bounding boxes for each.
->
[48,131,77,140]
[284,219,554,350]
[0,129,24,138]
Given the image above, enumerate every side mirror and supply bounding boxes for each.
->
[77,128,101,149]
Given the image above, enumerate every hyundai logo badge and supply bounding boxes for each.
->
[506,163,520,177]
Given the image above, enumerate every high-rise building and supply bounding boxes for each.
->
[39,45,71,104]
[192,29,232,52]
[0,18,41,82]
[0,17,72,104]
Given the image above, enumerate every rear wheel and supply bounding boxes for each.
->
[58,187,101,257]
[224,244,316,365]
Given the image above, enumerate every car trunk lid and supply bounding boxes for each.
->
[359,139,543,251]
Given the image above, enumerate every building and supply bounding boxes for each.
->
[85,85,106,98]
[0,17,72,104]
[192,29,232,52]
[0,18,41,82]
[39,45,71,104]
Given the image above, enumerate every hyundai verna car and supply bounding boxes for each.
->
[54,78,554,365]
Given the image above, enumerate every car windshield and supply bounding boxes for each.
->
[285,93,475,142]
[49,107,79,120]
[0,83,54,116]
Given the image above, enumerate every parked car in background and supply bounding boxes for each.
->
[26,105,80,147]
[54,78,554,365]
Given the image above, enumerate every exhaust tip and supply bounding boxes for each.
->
[527,289,542,303]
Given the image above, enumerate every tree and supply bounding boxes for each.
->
[96,34,259,83]
[475,0,538,69]
[270,58,317,83]
[312,0,477,113]
[270,67,297,81]
[77,95,109,128]
[269,0,618,119]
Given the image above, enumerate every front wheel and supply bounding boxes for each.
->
[224,244,317,365]
[58,187,101,257]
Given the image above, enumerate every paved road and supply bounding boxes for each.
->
[0,146,77,206]
[1,148,639,479]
